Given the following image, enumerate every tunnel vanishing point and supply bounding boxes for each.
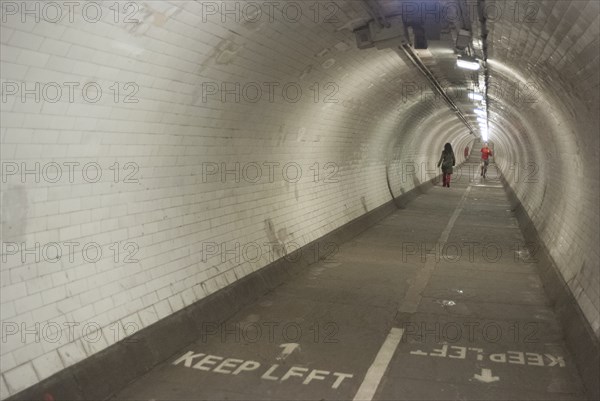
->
[0,1,599,400]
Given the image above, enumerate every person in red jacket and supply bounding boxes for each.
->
[480,142,493,178]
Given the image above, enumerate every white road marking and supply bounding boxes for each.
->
[473,184,503,188]
[398,186,472,313]
[276,343,300,361]
[353,328,404,401]
[408,346,565,368]
[172,350,354,389]
[439,186,471,244]
[474,368,500,383]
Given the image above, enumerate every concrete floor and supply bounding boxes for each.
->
[110,161,587,401]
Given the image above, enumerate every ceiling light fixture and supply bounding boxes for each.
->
[457,56,481,70]
[468,92,484,101]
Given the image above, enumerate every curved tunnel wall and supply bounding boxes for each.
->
[0,0,598,398]
[485,0,599,340]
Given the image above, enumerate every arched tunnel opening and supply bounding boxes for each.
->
[0,0,598,400]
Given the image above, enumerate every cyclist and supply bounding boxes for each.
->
[480,142,493,178]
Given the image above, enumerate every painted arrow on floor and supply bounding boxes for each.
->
[474,368,500,383]
[276,343,300,361]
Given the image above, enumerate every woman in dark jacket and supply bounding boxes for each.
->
[437,143,456,188]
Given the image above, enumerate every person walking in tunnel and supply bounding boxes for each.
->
[480,142,493,178]
[437,143,456,188]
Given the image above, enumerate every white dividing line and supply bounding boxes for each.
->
[398,186,472,314]
[473,184,503,188]
[439,185,471,244]
[353,327,404,401]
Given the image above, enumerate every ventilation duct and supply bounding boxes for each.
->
[353,15,409,50]
[456,29,471,50]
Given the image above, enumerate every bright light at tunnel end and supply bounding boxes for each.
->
[468,93,484,101]
[480,124,489,142]
[457,56,481,71]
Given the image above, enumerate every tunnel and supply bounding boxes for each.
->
[0,0,599,400]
